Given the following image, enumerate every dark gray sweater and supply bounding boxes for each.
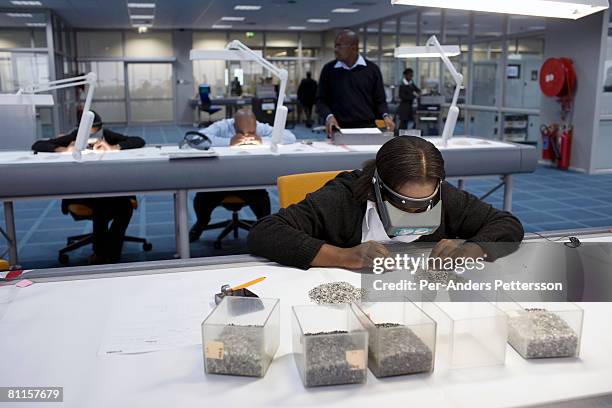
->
[316,59,389,127]
[247,170,524,269]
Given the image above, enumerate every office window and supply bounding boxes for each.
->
[601,30,612,115]
[193,60,226,96]
[266,32,298,48]
[128,63,173,122]
[0,52,49,93]
[193,32,227,50]
[33,29,46,48]
[504,38,544,109]
[381,19,397,57]
[125,32,173,58]
[365,23,380,59]
[420,10,441,43]
[192,32,228,96]
[128,63,172,99]
[90,101,127,123]
[379,59,395,87]
[78,61,125,99]
[77,31,123,57]
[77,61,126,123]
[301,32,322,48]
[473,13,504,40]
[399,13,417,46]
[233,31,263,48]
[0,29,32,49]
[508,16,546,35]
[472,42,502,107]
[266,32,298,58]
[444,10,470,45]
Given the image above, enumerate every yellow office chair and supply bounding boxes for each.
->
[58,198,152,265]
[203,195,255,249]
[277,170,345,208]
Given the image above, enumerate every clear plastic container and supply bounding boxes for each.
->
[353,302,436,378]
[419,301,508,369]
[292,304,368,387]
[496,300,583,359]
[201,296,280,377]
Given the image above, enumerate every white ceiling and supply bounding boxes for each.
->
[0,0,419,30]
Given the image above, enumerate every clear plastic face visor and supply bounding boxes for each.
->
[372,168,442,236]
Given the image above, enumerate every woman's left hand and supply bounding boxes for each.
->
[429,240,485,269]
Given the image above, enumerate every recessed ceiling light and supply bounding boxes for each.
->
[288,26,306,30]
[130,14,154,19]
[212,24,232,29]
[234,5,261,10]
[332,8,359,13]
[26,22,46,27]
[6,13,33,17]
[10,1,42,5]
[127,2,155,7]
[221,16,245,21]
[307,18,329,23]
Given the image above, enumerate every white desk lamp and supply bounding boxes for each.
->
[17,72,97,160]
[190,40,288,153]
[395,35,463,146]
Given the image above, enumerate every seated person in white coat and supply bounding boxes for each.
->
[190,108,296,242]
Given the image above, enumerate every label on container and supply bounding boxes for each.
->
[345,350,365,370]
[205,341,224,360]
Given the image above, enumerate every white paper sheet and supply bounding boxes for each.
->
[339,128,382,135]
[98,296,213,355]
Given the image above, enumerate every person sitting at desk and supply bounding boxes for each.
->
[189,109,296,243]
[247,136,523,270]
[31,111,145,264]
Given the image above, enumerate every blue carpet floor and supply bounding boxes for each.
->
[1,124,611,269]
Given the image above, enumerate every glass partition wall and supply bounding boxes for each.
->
[0,10,74,137]
[351,8,546,142]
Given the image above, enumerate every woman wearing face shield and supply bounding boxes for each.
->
[247,136,524,270]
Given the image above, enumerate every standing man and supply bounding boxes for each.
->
[316,29,395,136]
[297,72,318,127]
[397,68,421,130]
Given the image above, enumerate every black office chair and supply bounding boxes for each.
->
[58,198,152,265]
[199,85,222,127]
[202,195,256,249]
[251,97,276,126]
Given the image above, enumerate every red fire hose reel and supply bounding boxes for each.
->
[540,58,576,98]
[539,58,576,170]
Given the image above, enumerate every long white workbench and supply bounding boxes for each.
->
[0,137,537,268]
[1,244,611,407]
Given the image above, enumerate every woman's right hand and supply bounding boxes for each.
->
[54,142,75,153]
[339,241,391,270]
[312,241,391,271]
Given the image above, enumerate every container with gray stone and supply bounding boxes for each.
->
[292,304,368,387]
[354,302,436,378]
[202,297,280,377]
[498,301,583,359]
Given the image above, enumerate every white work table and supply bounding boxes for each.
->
[0,251,611,408]
[0,137,536,268]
